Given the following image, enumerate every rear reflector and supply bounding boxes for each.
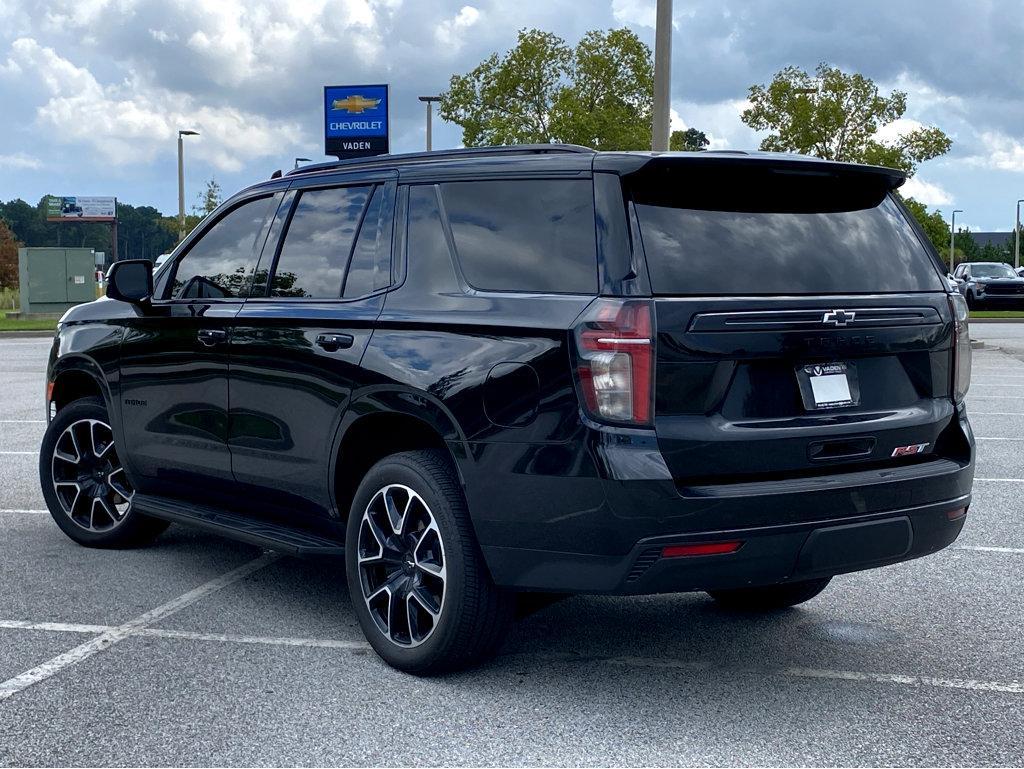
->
[46,381,54,403]
[946,507,967,521]
[662,541,743,558]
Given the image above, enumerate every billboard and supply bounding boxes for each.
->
[46,196,116,221]
[324,84,389,160]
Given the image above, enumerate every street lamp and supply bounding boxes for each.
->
[949,209,964,273]
[418,96,442,151]
[294,157,312,170]
[651,0,672,151]
[1015,199,1023,271]
[177,129,199,242]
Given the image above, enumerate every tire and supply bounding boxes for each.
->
[345,449,513,674]
[39,396,169,548]
[706,577,831,611]
[965,292,977,309]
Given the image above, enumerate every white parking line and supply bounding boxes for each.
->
[975,478,1024,483]
[0,620,113,633]
[137,628,371,650]
[955,545,1024,555]
[0,451,35,455]
[0,420,44,424]
[970,412,1024,416]
[0,553,280,702]
[0,509,48,514]
[975,436,1024,441]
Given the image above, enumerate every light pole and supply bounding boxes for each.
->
[294,157,312,170]
[177,129,199,242]
[651,0,672,151]
[950,209,963,273]
[1015,199,1023,270]
[418,96,441,151]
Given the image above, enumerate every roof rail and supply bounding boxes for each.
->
[284,144,595,177]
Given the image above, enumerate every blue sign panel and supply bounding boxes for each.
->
[324,84,389,159]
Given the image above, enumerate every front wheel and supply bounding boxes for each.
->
[39,396,168,548]
[707,577,831,611]
[345,450,513,674]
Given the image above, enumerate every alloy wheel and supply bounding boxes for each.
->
[50,418,134,532]
[357,484,447,647]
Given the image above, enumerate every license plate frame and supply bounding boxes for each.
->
[796,361,860,410]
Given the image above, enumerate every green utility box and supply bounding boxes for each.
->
[18,247,98,315]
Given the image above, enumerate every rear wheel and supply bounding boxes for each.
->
[345,449,513,674]
[39,397,168,548]
[707,577,831,610]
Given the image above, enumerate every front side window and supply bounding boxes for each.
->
[439,179,597,294]
[271,186,370,298]
[169,196,277,300]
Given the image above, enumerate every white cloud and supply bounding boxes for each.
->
[967,132,1024,173]
[0,152,42,169]
[3,37,304,172]
[612,0,655,27]
[902,176,953,206]
[434,6,481,50]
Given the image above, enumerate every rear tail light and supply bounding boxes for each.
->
[949,293,971,403]
[574,299,654,426]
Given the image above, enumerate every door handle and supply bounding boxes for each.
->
[197,329,228,346]
[315,333,354,352]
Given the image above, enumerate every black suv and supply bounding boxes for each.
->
[40,146,974,673]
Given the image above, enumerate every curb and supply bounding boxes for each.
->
[968,317,1024,323]
[0,331,55,339]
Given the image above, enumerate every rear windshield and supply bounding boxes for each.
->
[631,166,945,295]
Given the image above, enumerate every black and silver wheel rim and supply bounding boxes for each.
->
[357,484,447,648]
[50,418,134,532]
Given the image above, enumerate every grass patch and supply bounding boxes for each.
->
[0,317,58,332]
[970,310,1024,319]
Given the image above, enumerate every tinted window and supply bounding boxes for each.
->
[440,180,597,293]
[633,170,944,295]
[971,263,1015,278]
[343,184,393,298]
[170,196,276,299]
[271,186,369,298]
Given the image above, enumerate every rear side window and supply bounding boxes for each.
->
[440,179,597,294]
[169,196,276,299]
[632,167,945,295]
[271,186,370,298]
[343,184,394,298]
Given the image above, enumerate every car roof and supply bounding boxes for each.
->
[239,145,907,197]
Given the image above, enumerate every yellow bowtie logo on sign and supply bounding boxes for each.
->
[331,95,382,113]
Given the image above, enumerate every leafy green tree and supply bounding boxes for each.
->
[0,219,20,288]
[900,197,951,256]
[742,63,951,175]
[441,27,657,150]
[670,128,709,151]
[193,178,223,217]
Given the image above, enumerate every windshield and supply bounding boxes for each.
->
[971,264,1016,278]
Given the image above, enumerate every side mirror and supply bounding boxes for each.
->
[106,259,153,304]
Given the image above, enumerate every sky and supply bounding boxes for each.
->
[0,0,1022,231]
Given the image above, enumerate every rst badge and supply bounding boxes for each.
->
[891,443,929,457]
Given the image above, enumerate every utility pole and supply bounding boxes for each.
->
[1015,199,1023,270]
[177,129,199,242]
[950,209,963,273]
[651,0,673,151]
[419,96,442,151]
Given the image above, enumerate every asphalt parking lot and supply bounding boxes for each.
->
[1,329,1023,767]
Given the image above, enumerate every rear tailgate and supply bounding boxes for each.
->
[624,155,968,492]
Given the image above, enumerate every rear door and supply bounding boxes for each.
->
[227,176,396,518]
[625,160,961,492]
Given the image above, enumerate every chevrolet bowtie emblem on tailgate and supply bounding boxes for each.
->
[822,309,856,327]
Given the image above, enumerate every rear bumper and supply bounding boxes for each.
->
[481,495,968,594]
[463,408,974,594]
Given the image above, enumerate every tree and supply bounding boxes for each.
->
[441,27,659,150]
[670,128,709,151]
[0,218,19,288]
[193,178,223,217]
[741,63,951,176]
[901,197,950,255]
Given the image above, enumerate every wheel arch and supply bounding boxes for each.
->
[329,387,471,523]
[49,357,112,415]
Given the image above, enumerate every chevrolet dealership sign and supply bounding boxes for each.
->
[324,84,389,159]
[45,196,116,221]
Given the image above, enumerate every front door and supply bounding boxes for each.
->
[228,178,396,517]
[118,194,280,497]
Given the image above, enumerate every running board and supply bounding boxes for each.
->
[134,494,346,556]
